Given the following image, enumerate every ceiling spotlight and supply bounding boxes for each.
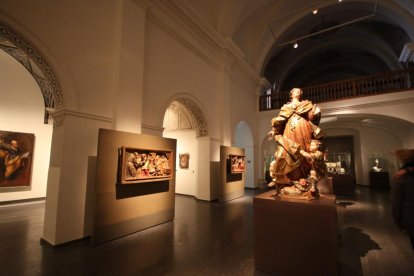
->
[312,9,318,15]
[293,42,298,48]
[338,0,343,2]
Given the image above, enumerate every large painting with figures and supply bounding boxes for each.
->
[0,130,34,188]
[118,146,173,184]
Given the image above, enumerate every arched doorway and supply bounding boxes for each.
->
[163,101,197,196]
[162,97,208,198]
[233,121,255,188]
[0,47,53,201]
[0,22,63,244]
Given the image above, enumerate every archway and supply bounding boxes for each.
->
[0,48,53,201]
[162,97,208,197]
[0,21,65,245]
[322,113,412,186]
[0,22,61,203]
[233,121,255,188]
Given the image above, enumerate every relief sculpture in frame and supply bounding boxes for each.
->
[228,155,246,174]
[118,147,173,184]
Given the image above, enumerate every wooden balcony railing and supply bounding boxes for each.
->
[259,68,414,111]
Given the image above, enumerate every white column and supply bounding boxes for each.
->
[43,110,111,245]
[112,0,149,133]
[196,136,220,201]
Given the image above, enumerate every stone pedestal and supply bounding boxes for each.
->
[369,171,390,190]
[253,190,339,276]
[332,173,355,196]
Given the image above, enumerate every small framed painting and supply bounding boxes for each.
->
[179,153,190,169]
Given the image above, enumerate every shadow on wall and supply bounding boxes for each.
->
[116,181,170,199]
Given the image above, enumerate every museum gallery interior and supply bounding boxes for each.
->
[0,0,414,275]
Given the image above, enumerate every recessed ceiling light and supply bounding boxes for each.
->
[293,42,298,48]
[312,9,318,15]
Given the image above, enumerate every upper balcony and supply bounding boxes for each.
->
[259,68,414,111]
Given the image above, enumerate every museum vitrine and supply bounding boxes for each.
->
[325,151,351,174]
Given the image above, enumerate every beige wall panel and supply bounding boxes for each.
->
[92,129,176,245]
[219,146,245,202]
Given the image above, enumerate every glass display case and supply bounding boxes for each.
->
[368,155,389,189]
[325,151,351,174]
[368,155,387,172]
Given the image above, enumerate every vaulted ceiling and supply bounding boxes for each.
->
[180,0,414,91]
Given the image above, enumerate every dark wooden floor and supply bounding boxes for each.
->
[0,187,413,275]
[337,188,414,275]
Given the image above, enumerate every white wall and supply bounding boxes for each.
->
[230,75,259,185]
[143,19,220,139]
[0,50,52,201]
[0,0,126,115]
[358,127,402,185]
[163,130,198,196]
[325,125,403,186]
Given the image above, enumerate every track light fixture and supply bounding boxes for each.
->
[275,0,378,47]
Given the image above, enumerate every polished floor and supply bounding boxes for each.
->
[0,187,413,275]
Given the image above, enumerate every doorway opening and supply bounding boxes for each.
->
[163,98,208,197]
[0,48,53,201]
[234,121,255,188]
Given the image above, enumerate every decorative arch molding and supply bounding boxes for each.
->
[175,97,208,137]
[163,95,208,137]
[0,21,63,122]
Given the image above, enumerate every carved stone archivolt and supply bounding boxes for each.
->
[175,97,208,137]
[0,21,63,122]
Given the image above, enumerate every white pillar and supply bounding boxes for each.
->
[196,136,220,201]
[43,111,111,245]
[112,0,149,133]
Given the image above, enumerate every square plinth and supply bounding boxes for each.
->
[253,190,339,276]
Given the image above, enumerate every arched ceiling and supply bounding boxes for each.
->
[180,0,414,91]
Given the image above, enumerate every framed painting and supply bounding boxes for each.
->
[179,153,190,169]
[0,130,34,188]
[118,146,173,184]
[227,155,246,174]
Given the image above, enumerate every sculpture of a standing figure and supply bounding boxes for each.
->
[268,88,325,198]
